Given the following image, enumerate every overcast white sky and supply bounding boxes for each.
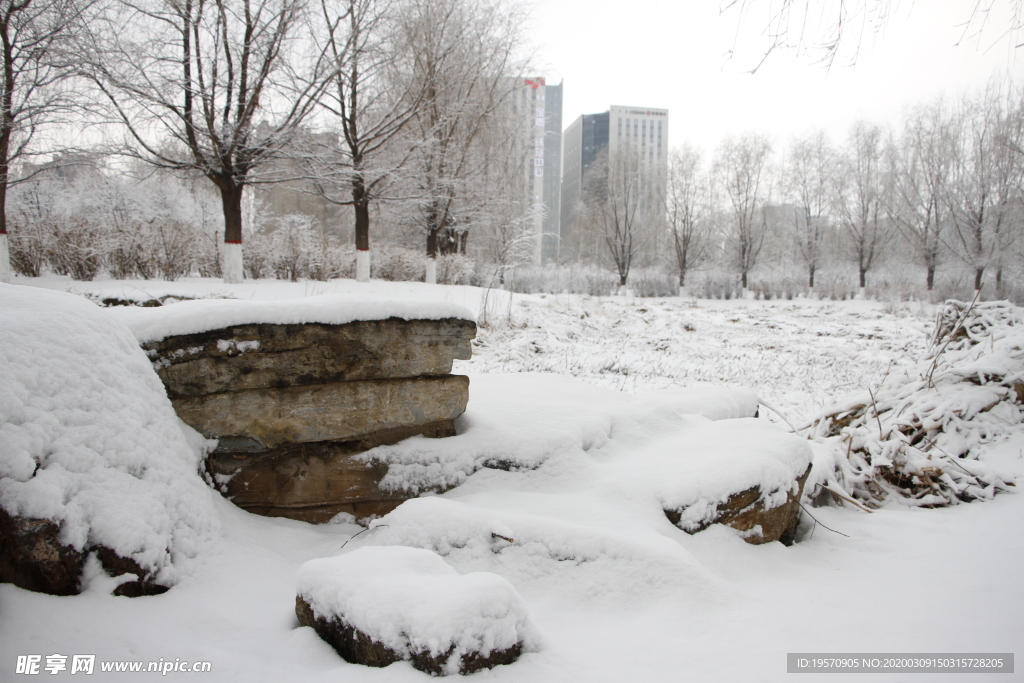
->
[528,0,1024,154]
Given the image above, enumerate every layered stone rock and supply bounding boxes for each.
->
[144,319,475,397]
[665,463,812,545]
[144,316,475,522]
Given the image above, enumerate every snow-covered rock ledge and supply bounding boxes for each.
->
[0,285,218,597]
[296,546,538,675]
[111,294,477,523]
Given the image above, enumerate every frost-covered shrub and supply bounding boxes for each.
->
[807,299,1021,508]
[46,217,104,281]
[0,285,218,588]
[437,253,474,285]
[373,244,423,282]
[7,221,47,277]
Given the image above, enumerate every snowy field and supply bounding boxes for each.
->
[2,275,1022,682]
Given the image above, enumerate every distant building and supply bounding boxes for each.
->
[560,105,668,252]
[516,77,562,264]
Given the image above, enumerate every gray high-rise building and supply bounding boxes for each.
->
[517,77,562,264]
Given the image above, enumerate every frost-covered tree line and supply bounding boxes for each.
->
[557,82,1024,302]
[0,0,533,284]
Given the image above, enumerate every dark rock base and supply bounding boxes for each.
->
[0,508,168,597]
[209,421,456,524]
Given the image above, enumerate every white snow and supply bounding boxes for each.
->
[106,293,474,344]
[0,284,218,585]
[297,545,538,674]
[1,276,1021,683]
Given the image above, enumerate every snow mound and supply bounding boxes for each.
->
[611,417,813,530]
[808,299,1021,507]
[0,284,218,586]
[351,498,721,603]
[362,373,761,494]
[107,293,474,343]
[296,545,538,674]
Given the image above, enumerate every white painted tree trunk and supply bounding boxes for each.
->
[222,242,244,284]
[356,250,370,283]
[425,258,436,285]
[858,286,867,300]
[807,286,816,300]
[0,233,10,283]
[741,287,750,300]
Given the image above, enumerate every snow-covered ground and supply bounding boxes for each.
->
[2,275,1021,682]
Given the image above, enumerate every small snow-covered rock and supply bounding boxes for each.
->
[0,284,218,595]
[295,546,537,675]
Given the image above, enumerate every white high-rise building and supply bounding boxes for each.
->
[560,105,668,248]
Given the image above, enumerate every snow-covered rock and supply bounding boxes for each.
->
[116,298,477,524]
[295,546,537,675]
[0,284,218,595]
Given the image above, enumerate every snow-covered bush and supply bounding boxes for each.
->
[372,244,423,282]
[0,285,218,589]
[807,299,1021,507]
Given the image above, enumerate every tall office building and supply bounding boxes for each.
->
[517,77,562,264]
[560,105,668,253]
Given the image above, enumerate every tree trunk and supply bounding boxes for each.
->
[859,267,867,289]
[459,231,467,254]
[974,267,984,291]
[426,227,438,258]
[926,265,935,291]
[808,264,815,289]
[741,270,748,289]
[217,182,245,283]
[352,179,369,251]
[353,181,370,283]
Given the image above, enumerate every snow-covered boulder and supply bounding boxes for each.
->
[295,546,537,675]
[0,284,217,596]
[108,295,476,523]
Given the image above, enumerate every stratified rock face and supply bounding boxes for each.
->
[143,319,475,397]
[173,375,469,449]
[665,464,812,545]
[144,317,475,522]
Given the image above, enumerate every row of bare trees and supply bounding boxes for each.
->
[564,82,1024,298]
[0,0,533,283]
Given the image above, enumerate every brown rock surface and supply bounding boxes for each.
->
[665,464,812,545]
[295,595,523,675]
[173,375,469,449]
[209,421,456,523]
[144,319,475,397]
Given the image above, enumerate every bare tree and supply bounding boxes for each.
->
[664,144,710,292]
[84,0,333,282]
[888,101,955,291]
[713,132,773,294]
[586,147,647,289]
[307,0,424,282]
[723,0,1024,70]
[0,0,93,282]
[395,0,527,283]
[833,120,892,295]
[785,129,833,291]
[944,84,1022,291]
